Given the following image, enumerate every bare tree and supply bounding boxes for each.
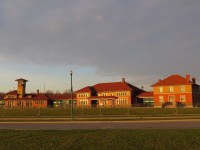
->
[46,90,53,94]
[63,89,71,94]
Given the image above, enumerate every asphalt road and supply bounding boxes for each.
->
[0,119,200,130]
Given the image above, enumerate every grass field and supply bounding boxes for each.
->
[0,129,200,150]
[0,107,200,117]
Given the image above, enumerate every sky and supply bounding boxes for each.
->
[0,0,200,93]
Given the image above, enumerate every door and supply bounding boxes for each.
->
[91,100,98,107]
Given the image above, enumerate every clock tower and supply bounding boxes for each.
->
[15,78,28,98]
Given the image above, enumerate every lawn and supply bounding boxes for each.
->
[0,129,200,150]
[0,108,200,117]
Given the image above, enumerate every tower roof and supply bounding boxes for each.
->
[15,78,28,82]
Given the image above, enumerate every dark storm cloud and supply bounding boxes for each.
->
[0,0,200,82]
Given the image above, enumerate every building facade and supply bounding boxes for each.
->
[47,93,76,108]
[152,74,200,108]
[137,92,154,107]
[3,78,75,108]
[4,79,49,108]
[75,78,144,107]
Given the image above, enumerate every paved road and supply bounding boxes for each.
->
[0,119,200,130]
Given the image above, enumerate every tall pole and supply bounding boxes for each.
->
[70,70,74,121]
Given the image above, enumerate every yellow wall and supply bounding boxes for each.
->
[76,90,132,107]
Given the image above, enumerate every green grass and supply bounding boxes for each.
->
[0,129,200,150]
[0,108,200,117]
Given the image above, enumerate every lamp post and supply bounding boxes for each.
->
[70,70,74,121]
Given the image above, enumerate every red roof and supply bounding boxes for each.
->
[4,93,49,100]
[47,94,74,100]
[152,74,194,86]
[30,94,49,100]
[6,90,18,95]
[137,92,153,98]
[76,86,92,93]
[76,81,143,93]
[93,82,143,92]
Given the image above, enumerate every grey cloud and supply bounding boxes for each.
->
[0,0,200,85]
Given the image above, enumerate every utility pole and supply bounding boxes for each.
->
[70,70,74,121]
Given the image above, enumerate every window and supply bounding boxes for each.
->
[102,93,107,96]
[180,86,185,92]
[104,100,107,105]
[168,96,175,103]
[8,96,14,98]
[180,95,186,102]
[159,96,164,103]
[17,101,20,106]
[169,86,174,92]
[116,92,127,96]
[159,87,163,93]
[8,101,14,107]
[117,98,127,105]
[79,99,88,105]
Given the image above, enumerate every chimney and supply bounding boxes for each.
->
[192,77,196,84]
[37,89,39,94]
[186,74,190,82]
[122,78,125,83]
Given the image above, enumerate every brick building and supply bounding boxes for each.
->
[3,78,74,108]
[75,78,144,107]
[152,74,200,108]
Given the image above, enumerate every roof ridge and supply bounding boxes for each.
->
[152,74,194,86]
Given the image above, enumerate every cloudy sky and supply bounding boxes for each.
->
[0,0,200,93]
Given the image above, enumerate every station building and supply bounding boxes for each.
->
[3,78,74,108]
[75,78,144,107]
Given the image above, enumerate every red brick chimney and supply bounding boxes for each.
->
[122,78,125,83]
[192,77,196,84]
[37,89,40,94]
[186,74,190,82]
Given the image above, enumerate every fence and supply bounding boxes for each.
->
[0,107,200,117]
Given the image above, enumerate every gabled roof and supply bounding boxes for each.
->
[152,74,193,86]
[75,86,95,93]
[93,82,143,92]
[4,93,49,100]
[29,94,49,100]
[6,90,18,95]
[76,79,144,94]
[126,83,145,92]
[47,94,74,100]
[137,92,153,98]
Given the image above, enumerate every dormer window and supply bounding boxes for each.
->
[102,93,107,96]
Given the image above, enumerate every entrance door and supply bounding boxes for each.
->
[91,100,98,107]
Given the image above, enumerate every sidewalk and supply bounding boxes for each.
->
[1,115,200,122]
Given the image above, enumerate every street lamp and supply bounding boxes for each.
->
[70,70,74,121]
